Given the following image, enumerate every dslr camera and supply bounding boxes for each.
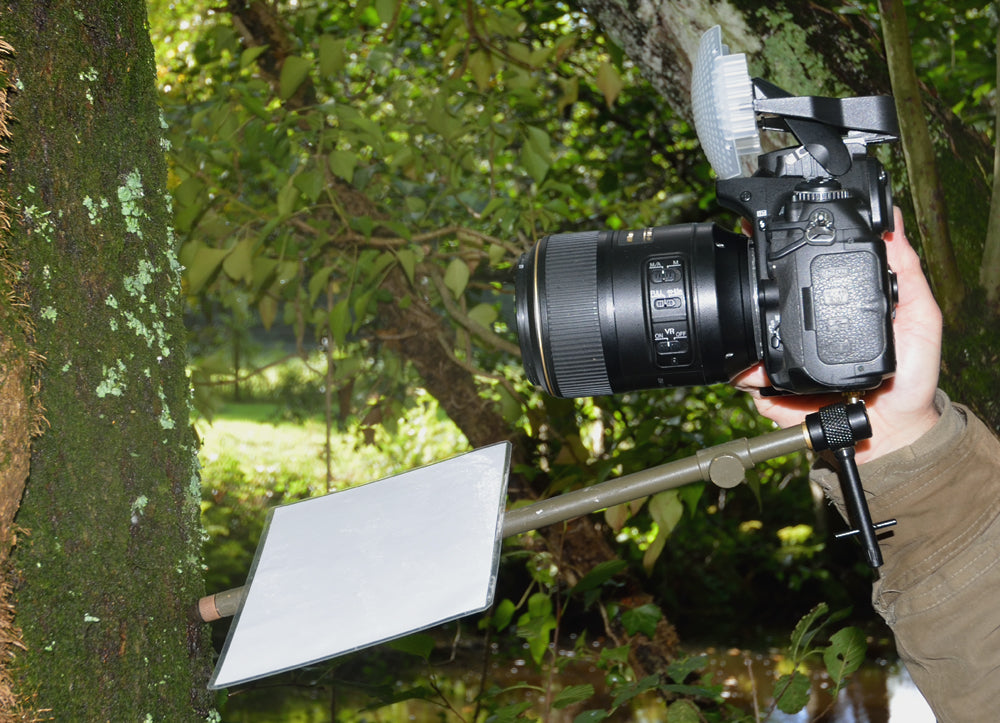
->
[515,27,900,398]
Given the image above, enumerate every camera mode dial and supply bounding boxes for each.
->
[792,188,851,203]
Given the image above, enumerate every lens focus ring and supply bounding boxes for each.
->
[539,232,612,397]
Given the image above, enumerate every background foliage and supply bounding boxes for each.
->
[145,0,997,720]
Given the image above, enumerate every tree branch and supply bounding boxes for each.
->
[427,267,522,358]
[878,0,965,321]
[980,28,1000,313]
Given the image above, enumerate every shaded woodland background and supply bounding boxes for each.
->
[0,0,997,719]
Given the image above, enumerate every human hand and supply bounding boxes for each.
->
[733,207,942,464]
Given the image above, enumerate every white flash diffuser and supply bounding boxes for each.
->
[691,25,760,179]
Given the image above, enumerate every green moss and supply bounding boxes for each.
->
[4,3,215,715]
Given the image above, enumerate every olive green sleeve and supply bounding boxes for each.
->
[810,390,1000,723]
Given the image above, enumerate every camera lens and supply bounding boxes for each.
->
[515,223,759,398]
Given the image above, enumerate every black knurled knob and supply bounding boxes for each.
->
[805,402,872,451]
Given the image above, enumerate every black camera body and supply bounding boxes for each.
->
[515,78,900,398]
[715,141,897,393]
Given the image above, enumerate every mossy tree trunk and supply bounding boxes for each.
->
[577,0,999,430]
[0,2,214,719]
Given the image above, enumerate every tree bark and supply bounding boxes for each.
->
[1,2,214,718]
[0,34,39,723]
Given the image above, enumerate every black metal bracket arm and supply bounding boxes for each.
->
[804,402,896,568]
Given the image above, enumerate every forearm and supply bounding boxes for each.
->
[811,391,1000,722]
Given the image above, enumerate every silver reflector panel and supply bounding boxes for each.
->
[209,441,511,689]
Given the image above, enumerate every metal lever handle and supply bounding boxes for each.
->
[804,401,894,568]
[832,445,895,567]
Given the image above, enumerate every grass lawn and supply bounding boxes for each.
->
[195,396,469,498]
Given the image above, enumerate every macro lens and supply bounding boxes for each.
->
[515,223,760,398]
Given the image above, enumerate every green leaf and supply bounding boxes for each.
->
[240,44,270,69]
[382,220,412,241]
[318,35,346,77]
[643,490,684,572]
[774,671,811,714]
[660,683,721,697]
[258,294,278,331]
[621,603,661,638]
[570,560,627,595]
[375,0,398,23]
[665,700,700,723]
[521,143,549,185]
[293,170,324,203]
[526,125,551,155]
[790,602,829,659]
[486,702,532,723]
[222,237,255,284]
[353,289,374,323]
[276,181,300,217]
[664,655,709,685]
[553,684,594,709]
[308,266,334,305]
[677,482,705,517]
[596,61,623,108]
[372,250,397,277]
[598,645,630,669]
[328,150,358,183]
[558,76,579,115]
[468,50,493,92]
[610,675,659,709]
[443,258,470,299]
[404,196,426,215]
[487,243,506,267]
[279,55,312,100]
[328,299,351,347]
[396,248,417,285]
[387,632,435,659]
[527,591,551,619]
[572,711,607,723]
[521,126,551,184]
[172,176,205,208]
[251,256,278,292]
[172,177,206,233]
[491,598,516,632]
[426,99,462,140]
[649,490,683,536]
[496,385,522,424]
[641,531,667,574]
[517,593,556,665]
[185,244,229,295]
[603,501,637,533]
[480,197,505,220]
[823,626,866,688]
[351,215,375,238]
[468,302,497,328]
[276,261,298,286]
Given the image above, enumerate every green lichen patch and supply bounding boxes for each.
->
[130,495,149,524]
[83,195,110,225]
[118,168,147,237]
[95,360,128,398]
[123,259,155,301]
